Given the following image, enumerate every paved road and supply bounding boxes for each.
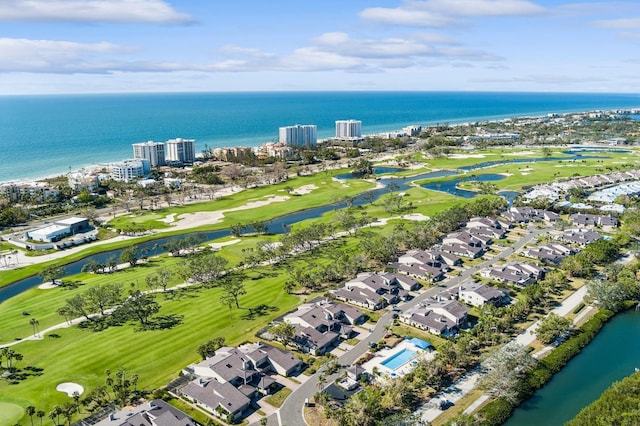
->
[274,226,551,426]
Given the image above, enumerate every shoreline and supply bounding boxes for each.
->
[2,104,639,185]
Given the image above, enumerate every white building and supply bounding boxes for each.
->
[165,138,196,164]
[335,119,362,141]
[278,125,317,147]
[109,159,149,182]
[132,141,166,167]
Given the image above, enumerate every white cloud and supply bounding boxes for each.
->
[359,7,453,27]
[424,0,546,17]
[0,0,193,23]
[360,0,545,27]
[0,38,127,72]
[594,18,640,29]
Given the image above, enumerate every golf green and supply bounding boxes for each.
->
[0,402,24,425]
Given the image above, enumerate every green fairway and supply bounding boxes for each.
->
[0,263,300,420]
[0,402,24,425]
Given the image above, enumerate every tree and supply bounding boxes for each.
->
[37,410,45,426]
[30,318,40,337]
[536,313,572,344]
[178,251,228,285]
[351,158,374,178]
[118,290,160,327]
[587,278,630,312]
[85,283,123,316]
[26,405,36,426]
[220,293,235,318]
[39,265,65,285]
[269,322,296,349]
[221,279,246,309]
[120,246,140,267]
[197,337,226,360]
[480,343,537,404]
[64,294,92,321]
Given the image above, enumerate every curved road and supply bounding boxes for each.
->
[273,226,552,426]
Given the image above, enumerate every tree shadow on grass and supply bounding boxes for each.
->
[242,304,277,321]
[2,365,44,385]
[78,315,126,332]
[58,280,84,290]
[139,314,184,331]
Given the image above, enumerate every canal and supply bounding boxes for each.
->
[505,309,640,426]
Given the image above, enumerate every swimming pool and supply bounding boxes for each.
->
[381,349,416,371]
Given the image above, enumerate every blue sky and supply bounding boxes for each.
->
[1,0,640,94]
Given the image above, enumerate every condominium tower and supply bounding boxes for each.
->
[165,138,196,164]
[278,125,317,147]
[335,119,362,141]
[132,141,166,167]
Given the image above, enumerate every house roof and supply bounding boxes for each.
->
[182,379,250,416]
[98,400,196,426]
[409,337,432,350]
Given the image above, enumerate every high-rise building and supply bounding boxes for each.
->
[109,159,150,182]
[278,125,317,147]
[165,138,196,164]
[335,119,362,141]
[132,141,166,167]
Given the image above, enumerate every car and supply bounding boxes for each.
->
[439,399,454,410]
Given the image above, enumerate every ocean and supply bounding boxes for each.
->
[1,91,639,183]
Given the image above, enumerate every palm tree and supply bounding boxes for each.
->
[37,410,45,426]
[30,318,40,337]
[26,406,36,426]
[317,373,327,392]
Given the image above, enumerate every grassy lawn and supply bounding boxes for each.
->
[264,386,292,408]
[0,262,300,422]
[0,402,24,426]
[168,397,222,425]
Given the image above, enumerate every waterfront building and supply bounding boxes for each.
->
[0,181,59,202]
[109,159,149,182]
[132,141,166,167]
[279,124,317,147]
[212,146,254,161]
[165,138,195,164]
[335,119,362,141]
[25,217,90,243]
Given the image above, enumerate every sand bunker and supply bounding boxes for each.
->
[38,281,58,290]
[165,195,289,231]
[505,151,534,156]
[210,239,240,250]
[402,213,430,221]
[291,184,318,195]
[448,153,487,159]
[162,213,176,224]
[56,382,84,397]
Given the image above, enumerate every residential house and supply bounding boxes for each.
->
[283,300,365,353]
[330,272,418,310]
[458,281,510,307]
[96,399,196,426]
[181,379,251,422]
[559,229,601,246]
[569,213,619,231]
[522,243,575,265]
[400,300,468,336]
[480,262,545,287]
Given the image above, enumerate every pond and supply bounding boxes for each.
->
[505,309,640,426]
[421,174,506,198]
